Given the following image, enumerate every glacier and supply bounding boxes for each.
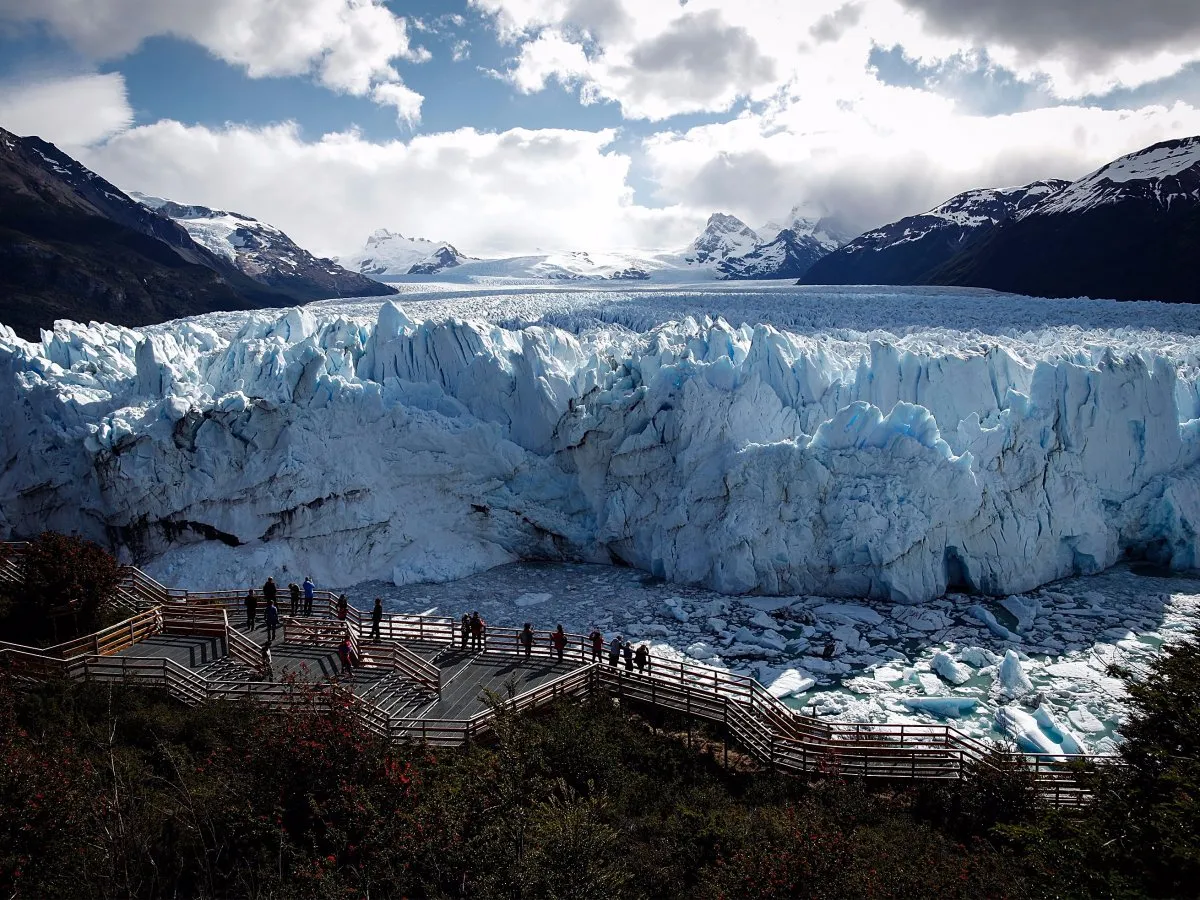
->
[4,284,1200,604]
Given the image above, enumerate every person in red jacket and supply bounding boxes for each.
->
[551,624,567,662]
[589,628,604,662]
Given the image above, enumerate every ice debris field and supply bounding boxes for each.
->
[4,281,1200,750]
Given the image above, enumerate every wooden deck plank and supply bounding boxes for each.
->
[422,653,580,720]
[114,635,226,670]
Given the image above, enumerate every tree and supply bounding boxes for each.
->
[1101,637,1200,896]
[20,532,121,636]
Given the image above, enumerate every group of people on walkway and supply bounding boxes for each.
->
[244,575,317,632]
[460,611,488,650]
[457,614,654,672]
[595,630,652,674]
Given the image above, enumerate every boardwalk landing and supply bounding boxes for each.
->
[114,624,583,720]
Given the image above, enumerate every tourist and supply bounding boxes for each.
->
[470,611,484,651]
[337,594,348,621]
[245,588,258,630]
[302,576,315,616]
[622,640,634,672]
[339,637,354,675]
[635,642,651,675]
[261,641,273,682]
[608,635,622,667]
[518,622,534,658]
[288,582,300,616]
[460,613,471,649]
[589,628,604,662]
[264,598,279,642]
[551,624,567,662]
[263,576,277,609]
[370,597,383,641]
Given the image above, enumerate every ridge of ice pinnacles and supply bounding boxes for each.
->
[4,300,1200,599]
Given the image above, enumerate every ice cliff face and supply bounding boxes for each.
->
[4,303,1200,601]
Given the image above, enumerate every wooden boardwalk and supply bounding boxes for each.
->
[0,541,1119,806]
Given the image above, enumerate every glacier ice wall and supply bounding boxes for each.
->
[4,301,1200,600]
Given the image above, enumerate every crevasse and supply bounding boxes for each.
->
[3,300,1200,601]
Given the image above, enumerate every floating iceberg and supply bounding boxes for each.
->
[901,696,978,719]
[4,293,1200,603]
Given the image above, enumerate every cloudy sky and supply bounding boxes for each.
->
[2,0,1200,257]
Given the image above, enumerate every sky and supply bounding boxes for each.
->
[1,0,1200,258]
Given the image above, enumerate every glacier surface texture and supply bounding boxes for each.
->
[4,284,1200,601]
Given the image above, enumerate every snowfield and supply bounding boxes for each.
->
[5,280,1200,751]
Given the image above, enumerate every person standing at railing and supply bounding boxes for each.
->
[469,611,484,651]
[339,636,354,676]
[518,623,534,659]
[608,635,622,667]
[265,598,280,642]
[622,640,634,672]
[370,597,383,641]
[288,582,300,616]
[551,624,567,662]
[245,589,258,630]
[302,576,315,616]
[460,613,471,650]
[635,642,651,675]
[263,576,278,612]
[261,641,273,682]
[589,628,603,662]
[337,594,349,621]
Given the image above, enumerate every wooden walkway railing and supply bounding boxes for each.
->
[0,542,1117,803]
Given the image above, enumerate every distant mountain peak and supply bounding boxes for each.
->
[688,213,759,264]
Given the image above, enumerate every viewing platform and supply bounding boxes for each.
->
[0,543,1116,806]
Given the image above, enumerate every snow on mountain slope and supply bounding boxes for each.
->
[1019,136,1200,218]
[133,194,395,300]
[4,287,1200,602]
[846,182,1067,253]
[929,136,1200,302]
[803,181,1069,286]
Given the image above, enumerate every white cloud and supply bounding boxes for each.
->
[372,82,424,127]
[0,0,426,113]
[76,120,701,257]
[896,0,1200,98]
[641,83,1200,234]
[473,0,1200,119]
[474,0,793,119]
[0,72,132,146]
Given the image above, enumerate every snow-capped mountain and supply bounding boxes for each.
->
[135,194,395,302]
[718,228,833,280]
[758,205,852,251]
[687,209,846,280]
[339,229,469,277]
[933,136,1200,301]
[803,181,1069,286]
[407,244,467,275]
[685,213,761,265]
[0,127,299,340]
[1028,137,1200,218]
